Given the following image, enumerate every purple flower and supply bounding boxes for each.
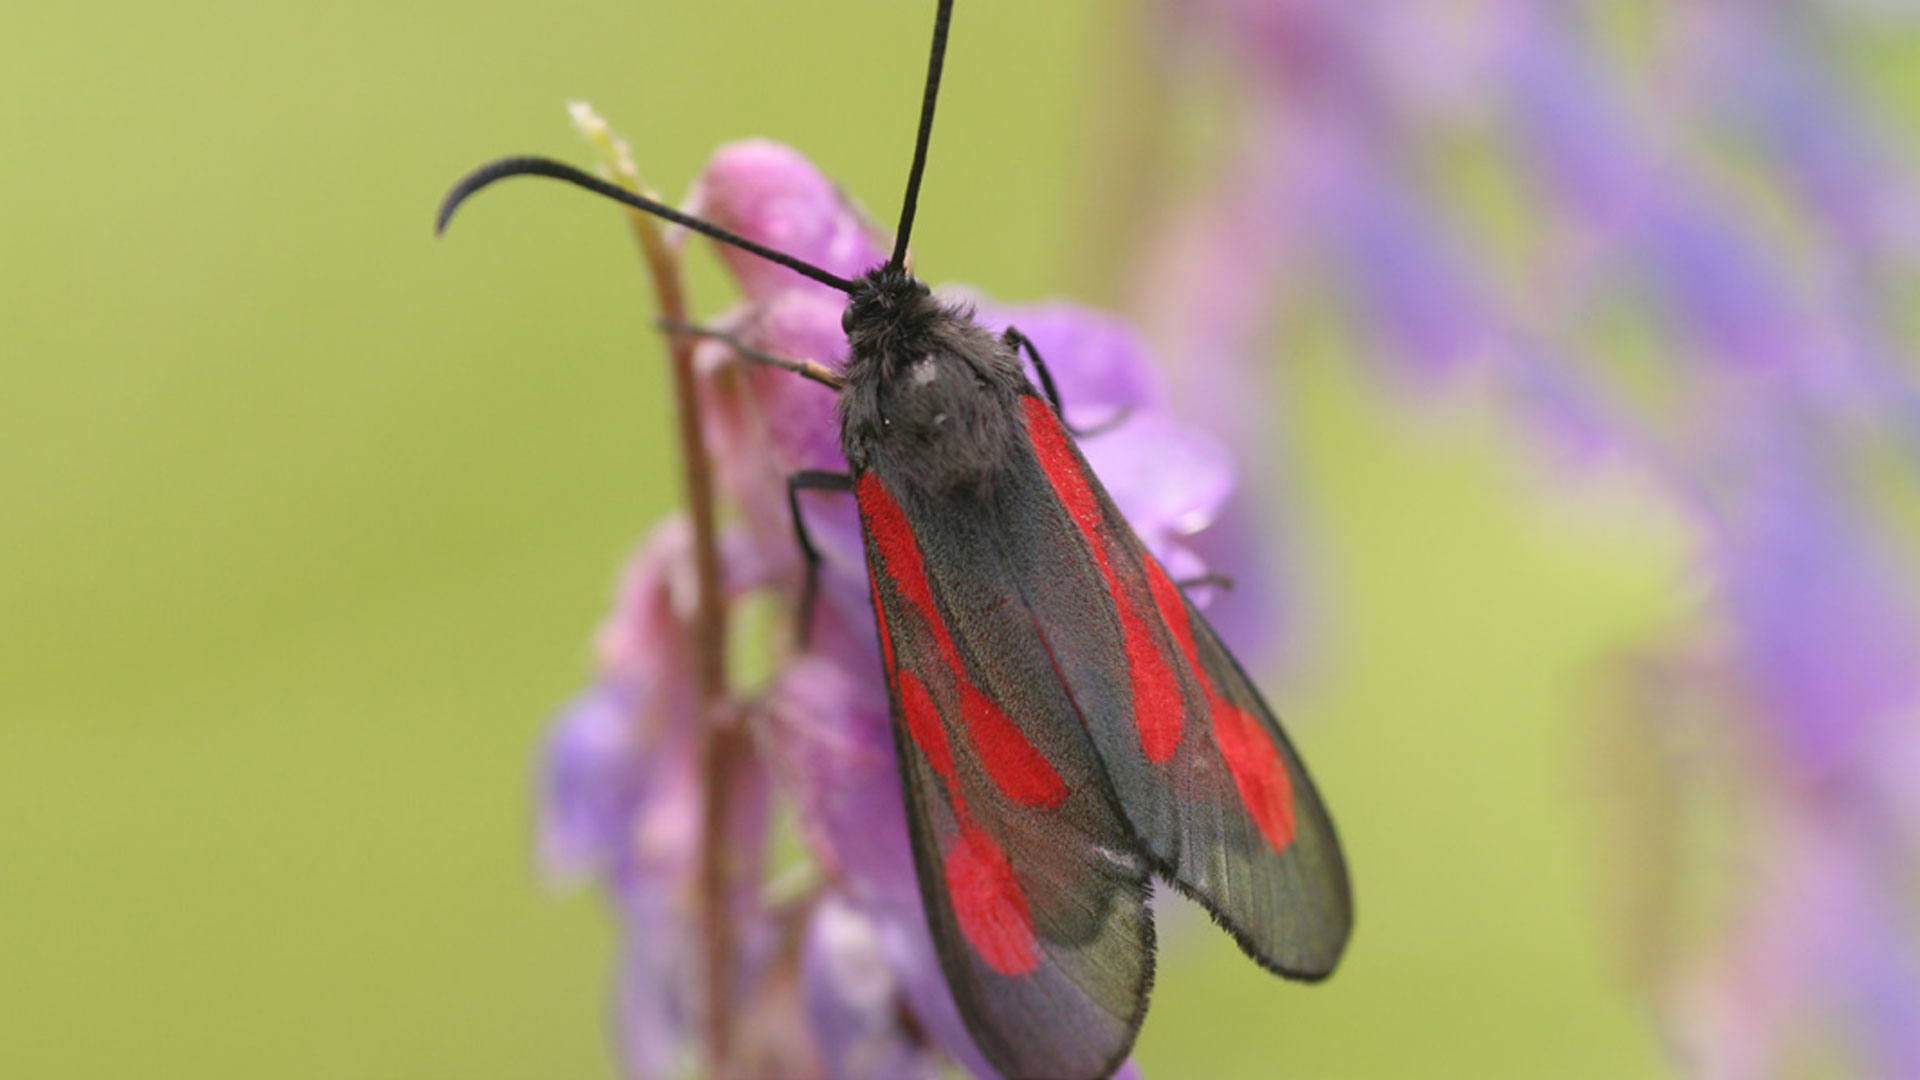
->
[801,895,945,1080]
[1670,5,1920,270]
[537,515,778,1076]
[1134,1,1920,1074]
[540,518,703,886]
[1694,418,1920,776]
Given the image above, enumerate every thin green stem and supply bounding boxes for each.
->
[572,103,739,1080]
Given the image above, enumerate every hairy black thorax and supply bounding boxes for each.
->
[836,265,1030,498]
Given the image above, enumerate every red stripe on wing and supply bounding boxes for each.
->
[858,472,1066,810]
[868,563,899,675]
[869,560,963,793]
[897,668,958,791]
[1141,542,1297,853]
[1022,396,1186,763]
[1210,697,1296,853]
[944,825,1041,976]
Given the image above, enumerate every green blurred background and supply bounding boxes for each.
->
[6,0,1825,1075]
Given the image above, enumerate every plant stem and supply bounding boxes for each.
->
[572,105,738,1080]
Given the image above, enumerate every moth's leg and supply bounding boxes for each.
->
[658,318,845,390]
[1001,326,1067,417]
[788,469,856,646]
[1175,571,1236,596]
[1002,325,1130,437]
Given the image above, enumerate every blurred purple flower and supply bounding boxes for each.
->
[1702,424,1920,774]
[1671,4,1920,270]
[801,894,945,1080]
[1135,0,1920,1074]
[540,680,651,887]
[540,517,701,886]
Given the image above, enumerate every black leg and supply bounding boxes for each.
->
[789,469,855,646]
[658,318,846,390]
[1002,326,1131,438]
[1175,571,1236,595]
[1002,326,1066,418]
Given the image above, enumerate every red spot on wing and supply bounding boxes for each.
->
[898,668,958,791]
[1144,558,1297,852]
[868,559,966,787]
[958,685,1071,809]
[1022,396,1185,762]
[867,562,897,677]
[944,825,1040,976]
[1211,701,1297,851]
[858,472,1067,809]
[1142,558,1200,666]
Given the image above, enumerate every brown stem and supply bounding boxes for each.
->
[572,107,738,1080]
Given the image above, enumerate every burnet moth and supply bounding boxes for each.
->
[438,1,1352,1076]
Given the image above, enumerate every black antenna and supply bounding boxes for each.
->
[436,155,858,294]
[889,0,955,270]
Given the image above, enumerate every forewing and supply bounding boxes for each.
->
[857,469,1153,1080]
[1016,393,1352,979]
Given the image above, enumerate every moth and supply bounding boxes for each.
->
[438,2,1351,1076]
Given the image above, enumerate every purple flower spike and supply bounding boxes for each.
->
[594,515,700,678]
[1638,196,1814,377]
[539,680,650,885]
[1674,5,1920,270]
[1706,431,1920,776]
[1132,2,1920,1076]
[542,518,705,884]
[1500,10,1652,232]
[610,771,698,1079]
[1325,155,1492,384]
[534,512,788,1076]
[608,707,774,1079]
[609,756,777,1079]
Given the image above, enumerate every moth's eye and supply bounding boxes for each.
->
[913,280,931,296]
[840,306,856,334]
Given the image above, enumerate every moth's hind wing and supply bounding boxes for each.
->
[857,469,1155,1080]
[1158,595,1352,978]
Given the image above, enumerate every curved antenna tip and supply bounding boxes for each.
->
[434,155,539,237]
[428,154,857,293]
